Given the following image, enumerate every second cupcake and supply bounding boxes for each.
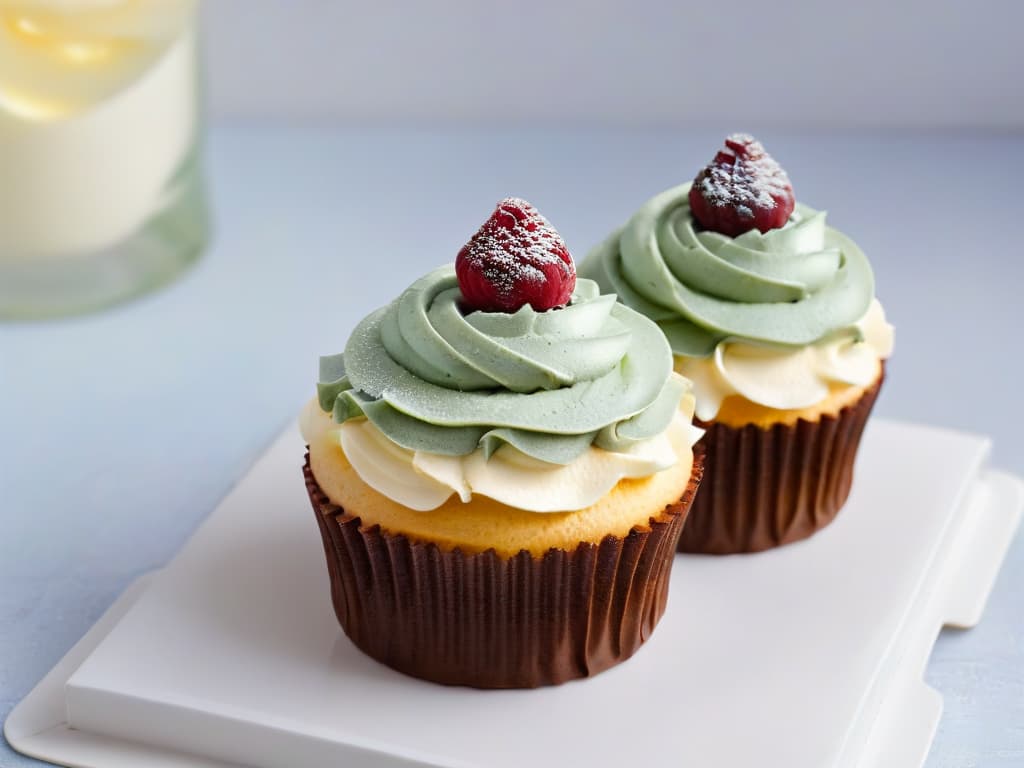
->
[302,198,704,687]
[581,135,893,554]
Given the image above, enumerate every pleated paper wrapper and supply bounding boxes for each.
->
[678,371,884,555]
[304,452,703,689]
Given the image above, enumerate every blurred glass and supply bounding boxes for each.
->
[0,0,208,319]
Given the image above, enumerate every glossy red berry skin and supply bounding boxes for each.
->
[456,198,576,313]
[689,134,795,237]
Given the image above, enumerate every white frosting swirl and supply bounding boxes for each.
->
[676,299,894,422]
[301,398,702,513]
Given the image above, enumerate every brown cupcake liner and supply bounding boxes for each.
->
[304,450,703,689]
[677,369,884,555]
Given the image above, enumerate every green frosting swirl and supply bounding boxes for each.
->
[579,182,874,356]
[317,266,685,465]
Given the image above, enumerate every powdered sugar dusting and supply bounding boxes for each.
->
[689,134,796,236]
[455,198,576,312]
[699,135,791,213]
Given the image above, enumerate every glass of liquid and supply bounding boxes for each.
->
[0,0,208,319]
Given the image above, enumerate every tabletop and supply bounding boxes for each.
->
[2,126,1022,767]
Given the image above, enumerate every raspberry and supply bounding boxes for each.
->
[688,134,795,237]
[455,198,576,313]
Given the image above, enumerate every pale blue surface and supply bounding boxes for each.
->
[2,127,1022,767]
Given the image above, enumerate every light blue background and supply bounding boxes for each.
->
[2,127,1022,766]
[200,0,1023,130]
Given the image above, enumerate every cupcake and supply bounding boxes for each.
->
[301,198,703,688]
[581,135,893,554]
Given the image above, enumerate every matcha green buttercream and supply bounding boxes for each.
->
[579,183,874,356]
[317,266,686,465]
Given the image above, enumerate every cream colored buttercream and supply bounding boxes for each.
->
[301,397,702,513]
[675,299,893,423]
[304,408,698,557]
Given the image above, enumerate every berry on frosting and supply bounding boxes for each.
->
[689,134,795,237]
[455,198,576,313]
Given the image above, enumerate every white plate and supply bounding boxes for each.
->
[6,419,1022,768]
